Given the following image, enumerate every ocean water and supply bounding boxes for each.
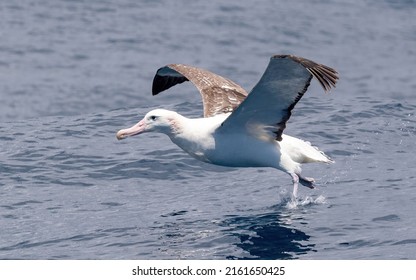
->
[0,0,415,259]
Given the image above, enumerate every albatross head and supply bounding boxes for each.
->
[116,109,181,140]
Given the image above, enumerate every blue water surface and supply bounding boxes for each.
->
[0,0,415,259]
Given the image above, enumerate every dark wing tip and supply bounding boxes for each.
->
[152,65,189,96]
[272,54,339,92]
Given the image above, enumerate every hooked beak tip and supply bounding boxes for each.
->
[116,131,125,140]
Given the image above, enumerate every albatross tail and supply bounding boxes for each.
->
[280,134,334,164]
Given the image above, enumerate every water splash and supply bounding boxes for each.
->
[285,195,327,209]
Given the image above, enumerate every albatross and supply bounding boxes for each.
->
[116,55,338,197]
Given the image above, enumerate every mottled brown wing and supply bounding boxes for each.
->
[152,64,248,117]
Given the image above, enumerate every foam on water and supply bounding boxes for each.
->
[285,195,328,210]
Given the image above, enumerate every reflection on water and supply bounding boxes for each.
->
[222,208,315,259]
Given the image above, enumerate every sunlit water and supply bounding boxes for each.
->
[1,0,415,259]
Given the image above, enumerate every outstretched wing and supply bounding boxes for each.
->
[152,64,248,117]
[218,55,339,141]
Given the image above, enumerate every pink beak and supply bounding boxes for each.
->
[116,119,146,140]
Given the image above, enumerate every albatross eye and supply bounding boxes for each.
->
[150,115,157,121]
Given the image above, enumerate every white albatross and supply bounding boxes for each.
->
[116,55,339,197]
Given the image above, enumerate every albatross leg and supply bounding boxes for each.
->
[289,173,316,199]
[289,173,299,199]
